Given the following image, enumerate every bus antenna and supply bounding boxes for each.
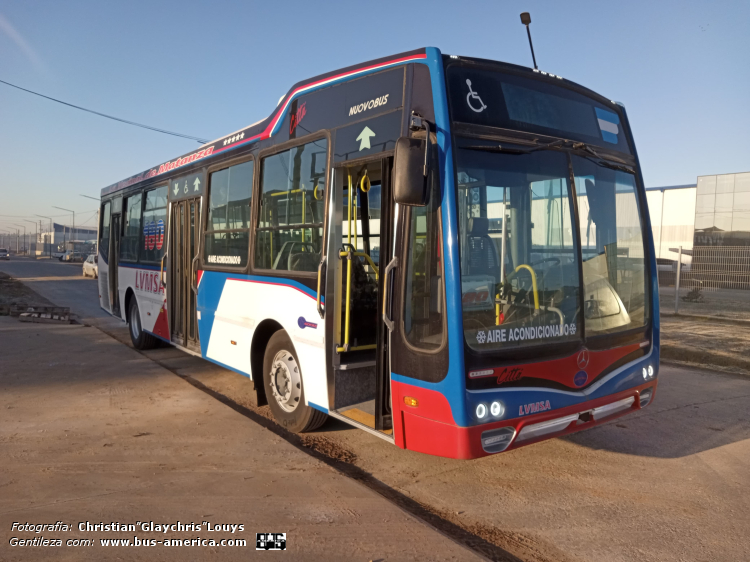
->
[520,12,538,70]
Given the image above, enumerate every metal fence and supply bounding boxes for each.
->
[658,246,750,320]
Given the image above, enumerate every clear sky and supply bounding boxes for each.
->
[1,0,748,233]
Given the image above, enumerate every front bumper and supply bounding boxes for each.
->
[395,380,658,459]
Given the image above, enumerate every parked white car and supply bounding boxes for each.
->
[82,254,98,278]
[52,250,65,259]
[0,248,9,261]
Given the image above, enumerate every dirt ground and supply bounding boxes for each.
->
[661,314,750,374]
[0,272,54,310]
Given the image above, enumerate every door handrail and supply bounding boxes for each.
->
[316,257,326,319]
[190,254,199,295]
[382,256,398,332]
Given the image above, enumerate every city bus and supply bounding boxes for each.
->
[97,47,659,459]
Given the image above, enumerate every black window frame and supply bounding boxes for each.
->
[252,132,330,278]
[201,155,255,272]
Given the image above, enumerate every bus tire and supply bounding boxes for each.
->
[128,298,158,350]
[263,330,327,433]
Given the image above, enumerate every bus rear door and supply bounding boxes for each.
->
[169,196,201,351]
[109,196,122,317]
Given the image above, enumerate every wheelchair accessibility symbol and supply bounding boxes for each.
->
[466,79,487,113]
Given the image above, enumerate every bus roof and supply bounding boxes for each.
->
[100,48,429,198]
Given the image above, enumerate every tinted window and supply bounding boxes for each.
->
[403,162,444,350]
[141,187,168,263]
[121,193,142,262]
[204,160,253,268]
[255,139,327,272]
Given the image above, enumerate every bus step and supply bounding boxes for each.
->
[337,360,376,371]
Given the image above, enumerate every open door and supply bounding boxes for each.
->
[326,158,394,436]
[109,212,121,317]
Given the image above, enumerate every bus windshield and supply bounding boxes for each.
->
[457,147,580,351]
[456,144,649,352]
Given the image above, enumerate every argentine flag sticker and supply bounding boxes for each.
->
[595,107,620,144]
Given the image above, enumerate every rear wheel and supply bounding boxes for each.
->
[263,330,327,433]
[128,298,158,350]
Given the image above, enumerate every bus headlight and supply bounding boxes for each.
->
[476,403,488,419]
[490,401,505,418]
[648,365,654,378]
[642,368,648,380]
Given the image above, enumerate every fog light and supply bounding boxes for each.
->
[476,403,488,419]
[648,365,654,378]
[642,368,648,380]
[490,401,504,417]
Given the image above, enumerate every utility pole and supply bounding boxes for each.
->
[35,215,54,257]
[13,224,27,255]
[52,206,75,251]
[23,219,37,258]
[80,195,100,252]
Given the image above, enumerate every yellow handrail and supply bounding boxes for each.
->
[495,293,501,325]
[339,250,379,279]
[360,171,371,192]
[515,264,539,310]
[301,191,305,241]
[270,188,302,197]
[336,169,379,353]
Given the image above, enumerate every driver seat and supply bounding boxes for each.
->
[467,217,500,282]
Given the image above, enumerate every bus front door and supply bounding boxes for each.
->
[169,197,201,351]
[327,158,394,435]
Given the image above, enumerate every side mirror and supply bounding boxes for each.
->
[394,137,429,206]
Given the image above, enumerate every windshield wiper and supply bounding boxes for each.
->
[462,139,637,174]
[461,139,566,155]
[569,142,635,174]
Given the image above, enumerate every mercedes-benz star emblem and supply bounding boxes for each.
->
[577,349,590,370]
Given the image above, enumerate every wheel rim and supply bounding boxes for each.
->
[269,349,302,413]
[130,305,141,340]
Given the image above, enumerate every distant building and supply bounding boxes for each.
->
[693,172,750,247]
[40,222,97,253]
[645,184,697,259]
[646,171,750,257]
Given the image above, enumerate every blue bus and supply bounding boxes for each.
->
[98,48,659,459]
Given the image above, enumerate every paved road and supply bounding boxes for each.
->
[3,257,750,562]
[1,317,481,562]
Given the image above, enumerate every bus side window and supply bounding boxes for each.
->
[120,193,142,262]
[204,160,253,268]
[254,139,327,272]
[141,186,168,263]
[100,201,111,262]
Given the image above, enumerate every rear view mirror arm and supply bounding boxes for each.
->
[409,112,431,177]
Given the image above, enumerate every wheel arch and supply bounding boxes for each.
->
[250,319,285,407]
[124,288,136,322]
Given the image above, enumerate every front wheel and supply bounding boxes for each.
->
[128,298,158,350]
[263,330,327,433]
